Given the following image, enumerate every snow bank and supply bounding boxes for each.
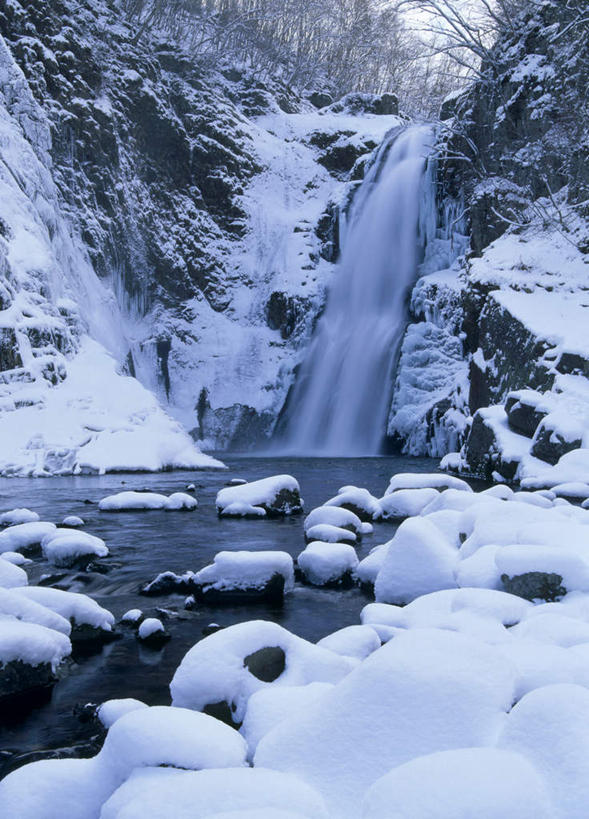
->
[0,588,70,635]
[216,475,302,516]
[0,338,224,477]
[171,620,356,723]
[316,625,381,660]
[97,698,148,729]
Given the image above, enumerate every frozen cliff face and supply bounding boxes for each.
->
[0,28,219,474]
[0,0,401,453]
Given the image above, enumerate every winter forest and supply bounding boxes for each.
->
[0,0,588,815]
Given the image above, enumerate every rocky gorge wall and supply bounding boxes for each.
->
[387,0,589,483]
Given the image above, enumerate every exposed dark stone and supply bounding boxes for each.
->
[308,91,333,109]
[203,700,240,729]
[501,572,566,602]
[137,627,170,649]
[530,423,582,465]
[140,571,194,596]
[244,645,286,682]
[505,393,548,438]
[265,291,311,340]
[194,571,286,606]
[462,411,520,482]
[0,659,60,705]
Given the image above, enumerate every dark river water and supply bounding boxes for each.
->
[0,455,442,766]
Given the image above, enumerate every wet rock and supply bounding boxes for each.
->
[203,700,240,729]
[501,572,566,602]
[0,660,61,705]
[308,91,333,109]
[244,645,286,682]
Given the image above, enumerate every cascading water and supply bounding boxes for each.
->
[278,124,436,455]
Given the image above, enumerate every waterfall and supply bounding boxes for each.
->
[278,124,436,455]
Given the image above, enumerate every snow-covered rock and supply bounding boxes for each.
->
[297,541,359,587]
[324,486,382,521]
[0,522,56,555]
[170,620,356,724]
[374,517,458,604]
[304,523,357,544]
[379,487,439,520]
[216,476,302,517]
[14,586,114,644]
[41,529,108,567]
[0,509,40,526]
[316,625,381,660]
[61,516,84,528]
[99,490,197,511]
[385,472,472,494]
[97,698,148,729]
[0,557,28,588]
[137,617,169,647]
[303,505,363,536]
[192,552,295,604]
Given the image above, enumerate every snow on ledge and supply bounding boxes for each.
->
[0,338,224,477]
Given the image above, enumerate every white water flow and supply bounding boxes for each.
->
[281,125,435,455]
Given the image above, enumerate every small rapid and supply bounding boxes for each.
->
[279,125,436,455]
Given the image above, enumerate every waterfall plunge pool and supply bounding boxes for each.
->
[0,454,478,773]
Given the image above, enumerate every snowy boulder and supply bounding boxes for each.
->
[100,767,329,819]
[137,617,170,648]
[496,545,589,600]
[374,518,459,605]
[356,543,390,590]
[324,486,382,522]
[0,521,56,556]
[14,587,115,646]
[304,523,357,545]
[97,698,148,729]
[140,570,196,596]
[379,488,439,520]
[0,508,40,527]
[164,492,198,510]
[0,557,28,588]
[531,414,584,465]
[316,625,381,660]
[0,618,71,703]
[192,551,295,605]
[216,475,303,517]
[505,389,549,438]
[304,505,363,536]
[219,502,267,518]
[240,682,334,760]
[61,515,85,528]
[297,542,359,587]
[498,684,589,819]
[41,529,108,568]
[99,491,197,511]
[0,551,31,566]
[170,620,356,726]
[254,629,515,819]
[385,473,472,494]
[120,608,143,626]
[520,449,589,490]
[362,747,554,819]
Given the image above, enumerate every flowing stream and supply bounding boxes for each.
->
[280,125,436,455]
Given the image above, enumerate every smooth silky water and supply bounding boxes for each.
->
[0,455,443,765]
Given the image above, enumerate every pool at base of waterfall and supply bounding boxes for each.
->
[0,454,468,772]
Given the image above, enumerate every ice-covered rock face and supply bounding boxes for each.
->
[0,0,402,457]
